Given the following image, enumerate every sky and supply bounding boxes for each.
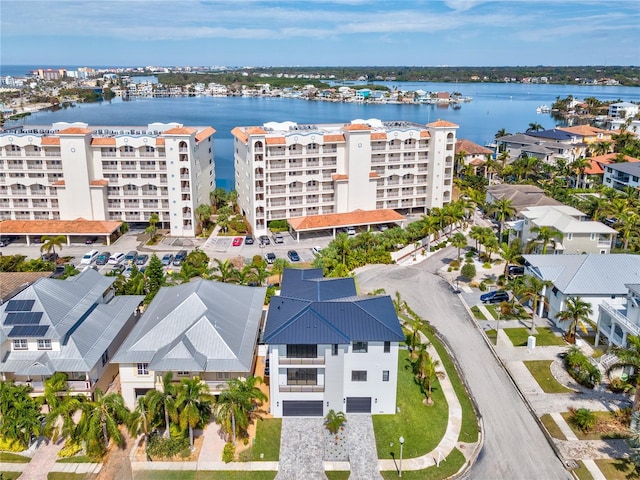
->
[1,0,639,67]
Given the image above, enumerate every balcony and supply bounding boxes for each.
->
[279,385,324,393]
[279,357,324,365]
[600,302,640,337]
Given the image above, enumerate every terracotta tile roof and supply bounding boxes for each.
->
[57,127,92,135]
[420,131,431,138]
[266,137,286,145]
[469,158,485,166]
[369,172,380,178]
[162,127,197,135]
[343,124,372,131]
[231,127,248,143]
[332,174,348,181]
[287,209,405,232]
[427,120,459,128]
[52,180,65,186]
[195,126,216,143]
[91,137,116,146]
[456,139,493,155]
[436,92,450,99]
[0,218,122,235]
[0,272,53,302]
[371,132,387,140]
[246,127,267,135]
[155,138,165,146]
[558,125,609,137]
[41,137,60,146]
[90,179,109,186]
[323,134,345,142]
[588,153,640,164]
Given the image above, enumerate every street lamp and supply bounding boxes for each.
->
[495,310,501,346]
[399,436,404,477]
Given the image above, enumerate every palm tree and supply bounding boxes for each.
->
[271,258,291,285]
[420,215,440,253]
[500,240,522,278]
[570,157,591,188]
[420,356,445,406]
[146,372,179,438]
[174,377,214,449]
[128,395,156,447]
[195,204,213,234]
[213,376,267,444]
[618,211,640,250]
[610,335,640,415]
[0,381,42,449]
[529,225,562,254]
[592,141,612,156]
[392,291,407,315]
[555,296,594,344]
[208,258,239,283]
[469,225,486,253]
[516,275,552,330]
[40,234,66,259]
[450,232,467,263]
[486,198,515,243]
[43,372,81,443]
[76,389,130,459]
[527,122,543,132]
[495,128,510,140]
[333,233,351,266]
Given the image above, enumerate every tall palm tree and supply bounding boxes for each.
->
[333,232,351,266]
[213,376,267,444]
[174,377,214,449]
[555,296,594,344]
[469,225,486,253]
[76,389,130,459]
[146,372,179,438]
[271,258,291,285]
[43,372,81,443]
[527,122,543,132]
[617,211,640,250]
[40,234,66,259]
[420,356,445,406]
[487,198,515,243]
[208,258,239,283]
[195,204,213,233]
[420,215,440,253]
[495,128,510,140]
[570,157,591,188]
[500,240,522,278]
[529,225,563,254]
[128,395,156,447]
[516,275,551,330]
[450,232,467,263]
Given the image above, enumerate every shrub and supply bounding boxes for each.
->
[268,219,288,232]
[449,260,460,269]
[465,250,475,259]
[146,434,190,460]
[479,281,487,292]
[461,263,476,280]
[609,377,635,394]
[324,410,347,435]
[222,442,235,463]
[570,407,596,432]
[0,437,26,452]
[564,346,601,388]
[482,262,492,269]
[58,441,82,458]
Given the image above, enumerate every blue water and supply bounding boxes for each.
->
[7,81,640,191]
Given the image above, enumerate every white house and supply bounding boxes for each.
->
[596,284,640,348]
[603,161,640,191]
[608,102,639,119]
[112,280,266,409]
[263,269,404,417]
[523,254,640,331]
[0,269,143,397]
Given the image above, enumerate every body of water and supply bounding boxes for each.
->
[7,82,640,190]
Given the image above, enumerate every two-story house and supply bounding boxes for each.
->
[603,161,640,191]
[596,284,640,349]
[0,268,143,397]
[112,280,266,409]
[264,269,404,417]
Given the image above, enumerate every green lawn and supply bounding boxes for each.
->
[470,306,486,320]
[595,458,636,479]
[0,451,31,463]
[540,413,567,440]
[381,448,465,479]
[523,361,573,393]
[505,327,566,347]
[1,473,22,480]
[572,460,595,480]
[48,474,96,480]
[238,418,282,461]
[325,472,350,480]
[372,349,448,459]
[560,412,631,441]
[485,304,530,320]
[133,472,276,480]
[56,455,94,463]
[485,329,497,344]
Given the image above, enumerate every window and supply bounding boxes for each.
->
[287,344,317,358]
[384,341,391,353]
[216,372,230,380]
[137,363,149,375]
[177,371,190,376]
[352,341,368,353]
[566,233,573,241]
[383,370,390,382]
[287,368,317,385]
[332,344,339,356]
[37,339,52,350]
[13,339,28,350]
[590,233,596,241]
[351,370,367,382]
[101,349,109,366]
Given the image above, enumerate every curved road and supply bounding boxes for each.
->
[355,260,572,480]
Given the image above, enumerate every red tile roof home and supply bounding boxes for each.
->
[323,134,345,142]
[420,131,431,138]
[162,127,197,135]
[91,137,116,146]
[585,154,640,174]
[57,127,92,135]
[0,218,122,235]
[195,126,216,143]
[231,127,248,143]
[41,137,60,145]
[246,127,267,135]
[427,120,458,128]
[456,139,493,155]
[343,124,372,131]
[371,132,387,140]
[266,137,286,145]
[287,209,405,231]
[155,138,165,146]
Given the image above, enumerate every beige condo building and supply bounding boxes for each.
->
[232,119,458,236]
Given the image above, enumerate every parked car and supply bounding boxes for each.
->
[110,264,126,275]
[80,249,99,265]
[232,237,243,246]
[0,237,13,247]
[287,250,300,262]
[259,235,271,246]
[311,246,322,256]
[51,265,67,279]
[96,252,111,266]
[272,232,284,244]
[135,254,149,266]
[41,252,59,262]
[173,250,187,266]
[244,235,254,245]
[124,266,145,278]
[108,253,126,265]
[85,236,98,245]
[480,290,509,304]
[344,226,356,236]
[264,252,276,265]
[161,254,174,266]
[124,250,138,265]
[508,265,525,276]
[377,224,389,232]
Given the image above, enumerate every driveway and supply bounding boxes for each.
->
[276,418,327,480]
[355,261,572,480]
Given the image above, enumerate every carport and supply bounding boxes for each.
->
[0,218,122,246]
[286,209,406,242]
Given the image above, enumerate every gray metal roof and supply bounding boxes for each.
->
[524,254,640,295]
[264,269,404,345]
[281,268,357,301]
[0,269,143,375]
[112,280,266,373]
[605,162,640,175]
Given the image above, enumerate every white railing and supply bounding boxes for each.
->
[279,357,324,365]
[279,385,324,392]
[600,302,640,336]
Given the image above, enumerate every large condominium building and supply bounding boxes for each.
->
[232,119,457,236]
[0,122,215,237]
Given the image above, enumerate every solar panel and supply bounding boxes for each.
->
[8,325,48,337]
[5,300,35,312]
[4,312,43,325]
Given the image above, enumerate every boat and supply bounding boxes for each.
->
[536,105,551,114]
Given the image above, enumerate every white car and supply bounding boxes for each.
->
[80,249,99,265]
[108,253,125,265]
[311,246,322,256]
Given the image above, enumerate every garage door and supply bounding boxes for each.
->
[282,400,323,417]
[346,397,371,413]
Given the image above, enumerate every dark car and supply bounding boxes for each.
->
[244,235,254,245]
[161,254,174,266]
[259,235,271,246]
[287,250,300,262]
[110,264,126,275]
[51,265,67,279]
[480,290,509,304]
[124,250,138,265]
[0,237,12,247]
[96,251,111,266]
[173,250,187,266]
[135,254,149,266]
[264,252,276,265]
[508,265,525,276]
[41,252,58,262]
[85,236,98,245]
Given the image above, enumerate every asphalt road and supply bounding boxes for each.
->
[355,255,572,480]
